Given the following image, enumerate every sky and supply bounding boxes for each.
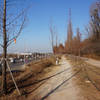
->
[7,0,96,53]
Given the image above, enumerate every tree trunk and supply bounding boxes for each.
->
[2,0,7,94]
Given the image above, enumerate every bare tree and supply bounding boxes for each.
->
[76,28,81,56]
[49,22,54,53]
[49,20,58,54]
[55,30,58,48]
[89,1,100,41]
[65,8,73,54]
[81,1,100,56]
[0,0,27,94]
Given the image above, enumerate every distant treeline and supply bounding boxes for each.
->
[53,1,100,59]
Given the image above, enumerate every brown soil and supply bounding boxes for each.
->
[68,56,100,100]
[0,57,56,100]
[1,55,100,100]
[83,54,100,60]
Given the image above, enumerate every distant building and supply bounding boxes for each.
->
[19,53,32,56]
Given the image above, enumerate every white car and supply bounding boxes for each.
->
[10,58,15,63]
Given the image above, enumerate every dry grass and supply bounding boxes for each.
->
[83,54,100,60]
[67,55,100,100]
[0,56,56,99]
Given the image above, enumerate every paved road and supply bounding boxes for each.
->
[9,58,42,71]
[0,58,39,72]
[0,56,51,72]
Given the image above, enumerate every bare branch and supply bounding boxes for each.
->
[7,16,26,46]
[6,4,30,26]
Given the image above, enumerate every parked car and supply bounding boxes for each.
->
[9,58,16,63]
[20,58,24,62]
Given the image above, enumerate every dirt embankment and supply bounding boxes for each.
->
[67,55,100,100]
[0,56,57,99]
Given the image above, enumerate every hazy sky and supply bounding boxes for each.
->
[7,0,96,53]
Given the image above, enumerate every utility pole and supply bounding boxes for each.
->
[2,0,7,94]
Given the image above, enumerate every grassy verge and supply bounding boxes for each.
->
[0,56,56,99]
[66,55,100,100]
[83,54,100,60]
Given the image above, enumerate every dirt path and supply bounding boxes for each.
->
[27,56,84,100]
[85,58,100,68]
